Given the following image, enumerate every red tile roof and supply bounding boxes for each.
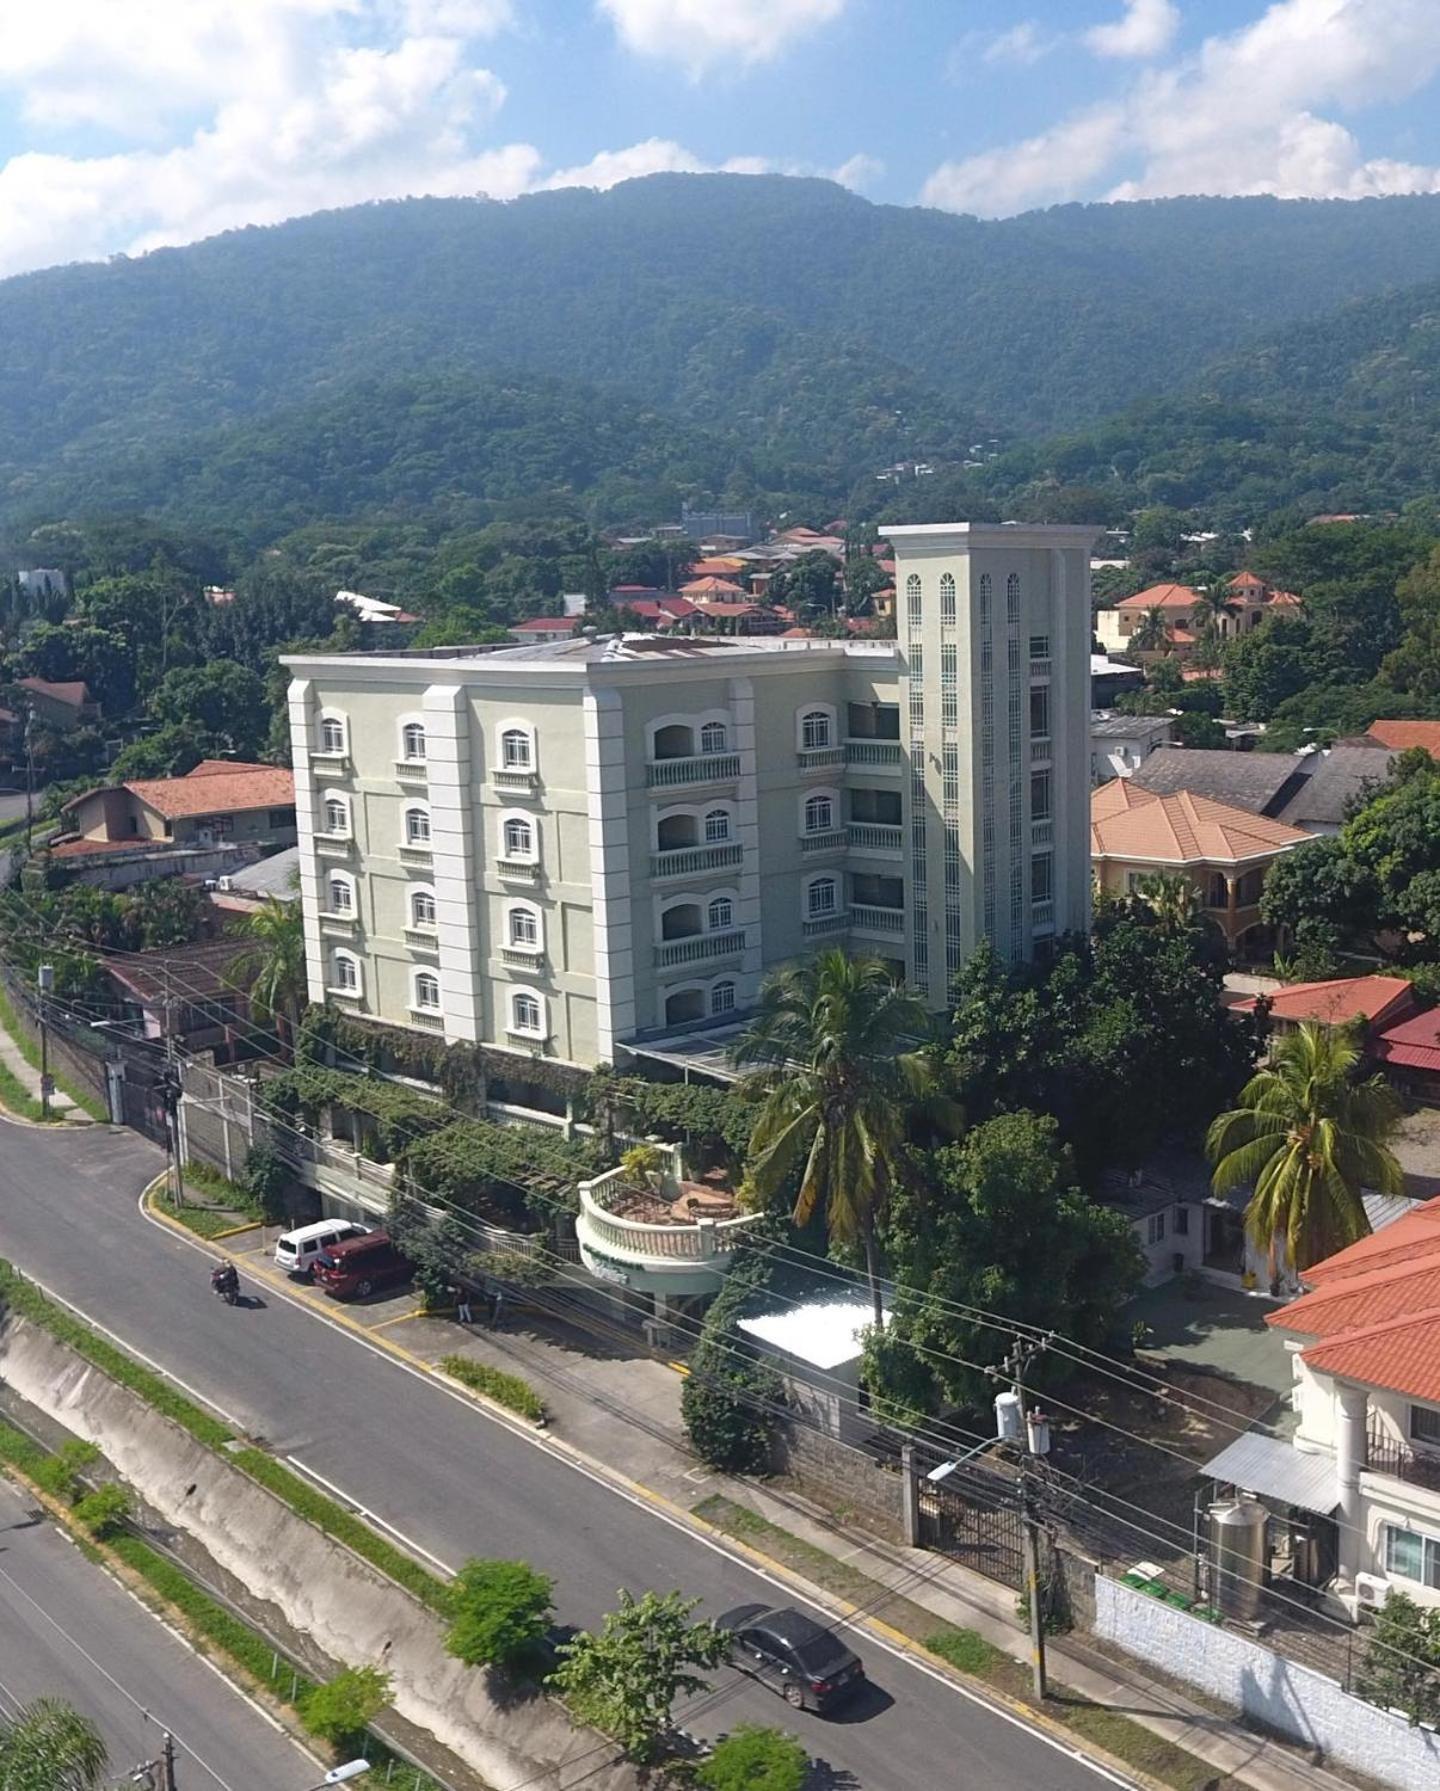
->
[125,762,294,820]
[1367,720,1440,758]
[1090,779,1309,866]
[1115,582,1204,612]
[1294,1200,1440,1285]
[1299,1306,1440,1405]
[1231,975,1415,1030]
[18,677,91,708]
[1373,1006,1440,1075]
[508,617,580,634]
[681,576,748,597]
[48,836,151,859]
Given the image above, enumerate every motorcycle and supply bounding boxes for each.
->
[210,1265,240,1305]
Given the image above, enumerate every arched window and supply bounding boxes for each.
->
[318,715,346,754]
[327,873,354,915]
[331,950,360,994]
[511,990,543,1036]
[404,806,431,845]
[322,794,349,836]
[704,808,731,844]
[940,572,956,624]
[508,906,540,947]
[979,573,992,626]
[699,720,728,755]
[804,793,835,835]
[1006,572,1021,623]
[905,572,921,628]
[710,980,737,1016]
[502,815,534,860]
[806,875,839,919]
[401,722,426,762]
[410,887,437,928]
[413,970,441,1012]
[800,709,832,751]
[500,727,533,770]
[707,896,734,933]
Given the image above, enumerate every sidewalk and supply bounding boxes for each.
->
[0,1009,88,1122]
[206,1217,1357,1791]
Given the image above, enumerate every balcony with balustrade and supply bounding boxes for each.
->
[646,720,741,791]
[576,1162,750,1296]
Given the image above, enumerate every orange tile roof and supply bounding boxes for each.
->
[1367,720,1440,758]
[1229,571,1265,588]
[1090,779,1309,866]
[1115,583,1204,611]
[18,677,91,707]
[688,557,747,577]
[124,763,295,820]
[1296,1200,1440,1285]
[1270,1255,1440,1340]
[681,576,748,596]
[1373,1007,1440,1075]
[1230,975,1415,1029]
[1299,1305,1440,1405]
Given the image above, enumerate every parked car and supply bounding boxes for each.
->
[311,1231,412,1300]
[274,1220,369,1280]
[717,1604,864,1711]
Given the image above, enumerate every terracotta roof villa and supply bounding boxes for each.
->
[1091,778,1308,954]
[60,760,297,854]
[1095,572,1302,660]
[1230,975,1417,1036]
[1366,719,1440,759]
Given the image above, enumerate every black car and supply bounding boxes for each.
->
[717,1604,864,1712]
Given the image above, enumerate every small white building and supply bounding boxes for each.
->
[1090,712,1173,783]
[17,567,67,599]
[739,1299,889,1443]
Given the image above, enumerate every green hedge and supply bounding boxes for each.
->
[589,1072,753,1161]
[402,1119,596,1226]
[439,1354,548,1424]
[259,1065,451,1162]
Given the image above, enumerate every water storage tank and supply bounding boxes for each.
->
[1208,1498,1268,1622]
[994,1389,1024,1444]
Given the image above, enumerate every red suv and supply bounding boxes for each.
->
[312,1231,412,1300]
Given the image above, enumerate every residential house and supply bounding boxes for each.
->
[612,595,697,631]
[737,1300,890,1444]
[680,576,749,601]
[18,677,95,732]
[104,936,259,1056]
[1366,720,1440,760]
[1095,575,1300,660]
[1373,1009,1440,1105]
[507,617,584,645]
[62,760,297,850]
[1090,778,1309,955]
[1090,713,1173,782]
[1229,976,1418,1044]
[1090,654,1146,707]
[1130,742,1392,836]
[16,568,68,600]
[688,599,785,636]
[1222,571,1303,635]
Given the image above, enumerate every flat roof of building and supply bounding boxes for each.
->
[738,1299,889,1370]
[283,633,897,675]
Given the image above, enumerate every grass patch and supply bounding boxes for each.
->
[159,1163,265,1237]
[0,980,108,1122]
[0,1055,53,1122]
[440,1353,548,1425]
[694,1495,1235,1791]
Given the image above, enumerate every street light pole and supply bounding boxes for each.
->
[37,962,53,1121]
[998,1334,1053,1701]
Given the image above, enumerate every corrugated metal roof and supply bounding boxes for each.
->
[1201,1433,1339,1515]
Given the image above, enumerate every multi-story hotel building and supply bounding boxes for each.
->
[283,523,1096,1073]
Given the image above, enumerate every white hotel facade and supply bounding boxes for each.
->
[284,524,1096,1073]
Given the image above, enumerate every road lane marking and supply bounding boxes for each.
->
[280,1457,455,1578]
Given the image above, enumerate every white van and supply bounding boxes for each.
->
[274,1219,369,1279]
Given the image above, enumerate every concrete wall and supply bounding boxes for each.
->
[0,1317,639,1791]
[1094,1574,1440,1791]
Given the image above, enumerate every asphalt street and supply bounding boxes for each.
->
[0,1476,318,1790]
[0,1118,1129,1791]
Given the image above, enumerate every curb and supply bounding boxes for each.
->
[142,1182,1163,1788]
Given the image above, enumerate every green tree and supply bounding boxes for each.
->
[111,721,218,780]
[1207,1021,1404,1278]
[1356,1591,1440,1726]
[549,1590,729,1763]
[1128,606,1173,654]
[150,659,267,757]
[681,1249,785,1473]
[1132,872,1204,937]
[229,896,307,1048]
[698,1726,809,1791]
[18,621,136,714]
[445,1559,555,1674]
[733,950,941,1325]
[1171,709,1227,748]
[299,1667,391,1748]
[865,1112,1143,1420]
[0,1698,107,1791]
[1261,835,1378,947]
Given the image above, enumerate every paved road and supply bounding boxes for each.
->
[0,1120,1128,1791]
[0,1477,317,1790]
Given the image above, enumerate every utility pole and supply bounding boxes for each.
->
[997,1334,1052,1701]
[22,705,33,857]
[161,1732,177,1791]
[36,962,53,1120]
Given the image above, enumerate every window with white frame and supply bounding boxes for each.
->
[318,715,346,754]
[500,727,533,770]
[801,709,832,751]
[804,792,835,835]
[699,720,728,755]
[511,990,543,1036]
[326,873,354,915]
[410,887,437,928]
[401,721,426,762]
[508,905,540,948]
[704,808,731,844]
[404,805,431,845]
[707,895,734,932]
[330,950,360,994]
[322,794,349,835]
[1385,1524,1440,1589]
[1411,1405,1440,1447]
[501,814,535,860]
[806,875,839,919]
[939,571,956,624]
[711,979,737,1016]
[905,572,921,629]
[413,970,441,1012]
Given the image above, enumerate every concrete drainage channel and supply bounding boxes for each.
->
[0,1387,488,1791]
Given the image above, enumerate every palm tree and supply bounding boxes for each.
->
[1129,605,1174,654]
[0,1698,107,1791]
[1190,582,1237,634]
[1207,1021,1404,1280]
[731,949,942,1325]
[1133,871,1204,937]
[229,895,307,1051]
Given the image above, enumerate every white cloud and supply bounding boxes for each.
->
[831,152,884,192]
[1085,0,1180,60]
[924,0,1440,217]
[984,22,1062,66]
[401,0,514,32]
[596,0,847,76]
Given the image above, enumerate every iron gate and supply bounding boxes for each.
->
[917,1477,1025,1589]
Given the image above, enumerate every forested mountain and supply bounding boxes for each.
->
[14,175,1440,536]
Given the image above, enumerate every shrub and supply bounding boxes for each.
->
[681,1255,782,1475]
[697,1726,809,1791]
[439,1354,547,1424]
[299,1666,391,1746]
[242,1143,292,1220]
[445,1558,555,1673]
[31,1440,101,1503]
[73,1482,132,1538]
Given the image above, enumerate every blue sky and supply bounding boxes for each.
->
[3,1,1440,278]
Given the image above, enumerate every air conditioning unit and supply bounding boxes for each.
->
[217,876,233,892]
[1355,1572,1390,1610]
